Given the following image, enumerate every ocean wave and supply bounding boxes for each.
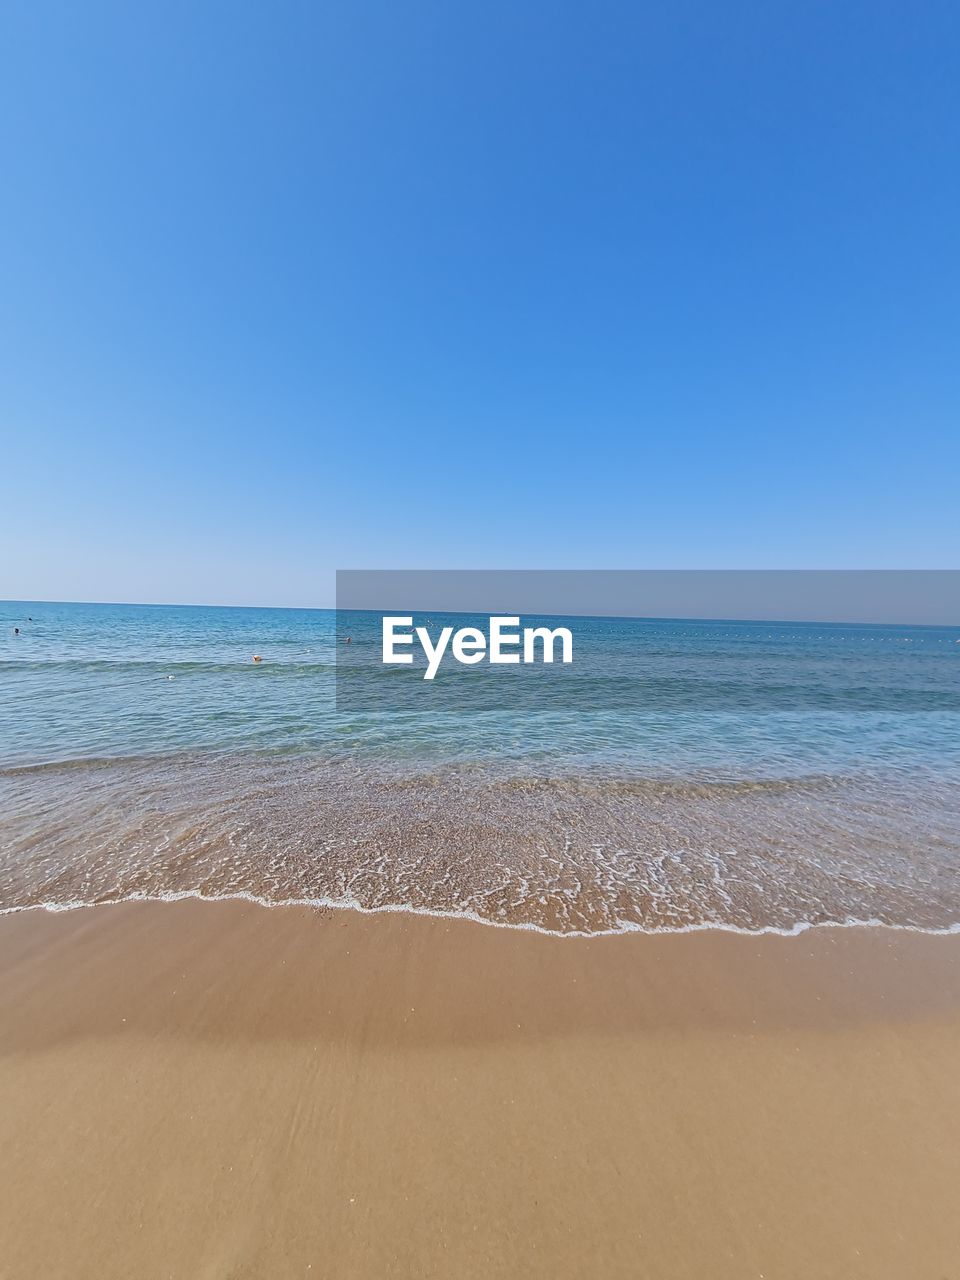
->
[3,889,960,940]
[0,658,337,676]
[2,751,959,935]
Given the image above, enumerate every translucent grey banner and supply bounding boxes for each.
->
[335,570,960,715]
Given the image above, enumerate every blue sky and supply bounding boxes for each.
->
[2,0,958,606]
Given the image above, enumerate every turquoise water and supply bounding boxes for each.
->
[2,600,959,933]
[4,600,959,771]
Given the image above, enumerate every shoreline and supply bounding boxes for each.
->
[7,748,960,936]
[2,899,960,1276]
[3,888,960,938]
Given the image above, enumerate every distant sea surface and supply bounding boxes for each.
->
[2,600,959,935]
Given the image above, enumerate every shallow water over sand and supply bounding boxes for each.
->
[2,602,959,933]
[3,752,959,933]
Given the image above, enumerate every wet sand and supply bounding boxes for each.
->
[1,901,959,1278]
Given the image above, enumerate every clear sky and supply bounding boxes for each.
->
[2,1,958,606]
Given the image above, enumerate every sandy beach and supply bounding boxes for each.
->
[1,902,959,1278]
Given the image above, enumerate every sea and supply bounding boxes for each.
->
[2,599,959,935]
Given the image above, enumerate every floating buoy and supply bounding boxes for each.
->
[252,655,262,663]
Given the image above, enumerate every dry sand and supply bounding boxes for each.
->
[1,900,959,1278]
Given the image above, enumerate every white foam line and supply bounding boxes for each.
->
[1,890,959,938]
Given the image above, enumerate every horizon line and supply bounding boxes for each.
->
[3,597,959,630]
